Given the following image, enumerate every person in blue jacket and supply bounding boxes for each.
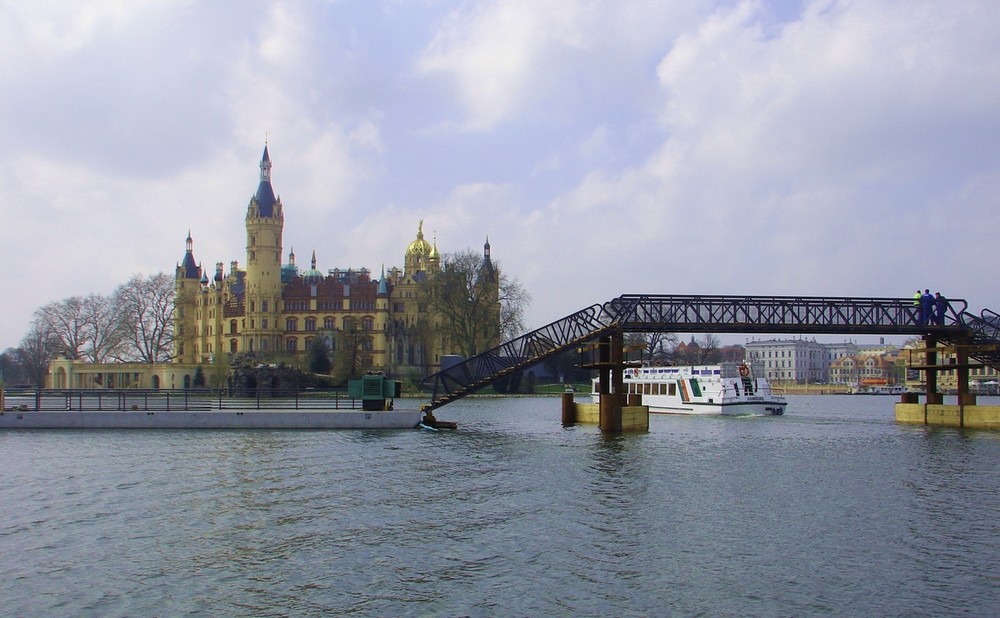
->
[920,289,934,325]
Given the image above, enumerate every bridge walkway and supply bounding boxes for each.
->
[422,294,999,412]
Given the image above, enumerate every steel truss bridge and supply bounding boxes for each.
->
[421,294,1000,411]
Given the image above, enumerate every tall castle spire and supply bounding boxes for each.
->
[244,144,285,355]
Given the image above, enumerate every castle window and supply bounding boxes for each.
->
[305,317,317,332]
[230,339,238,353]
[262,300,268,313]
[230,320,238,334]
[286,318,298,332]
[286,338,298,352]
[363,317,373,331]
[324,317,334,330]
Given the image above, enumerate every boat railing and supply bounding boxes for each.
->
[1,387,360,412]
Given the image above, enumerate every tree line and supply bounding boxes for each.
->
[1,273,175,386]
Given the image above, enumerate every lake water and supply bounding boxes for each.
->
[1,395,998,616]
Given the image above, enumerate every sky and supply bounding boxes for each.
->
[2,0,1000,351]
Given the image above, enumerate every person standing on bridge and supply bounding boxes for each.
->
[934,292,947,326]
[914,289,923,324]
[920,289,934,326]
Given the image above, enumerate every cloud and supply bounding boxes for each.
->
[512,0,1000,322]
[415,0,707,132]
[2,0,1000,351]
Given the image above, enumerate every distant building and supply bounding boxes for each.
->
[829,353,900,388]
[745,339,830,384]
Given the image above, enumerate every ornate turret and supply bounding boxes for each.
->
[244,144,285,356]
[173,232,203,363]
[405,220,434,276]
[176,231,201,281]
[481,236,496,283]
[281,248,298,283]
[302,250,324,284]
[378,265,389,295]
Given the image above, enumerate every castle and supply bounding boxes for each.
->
[172,145,498,382]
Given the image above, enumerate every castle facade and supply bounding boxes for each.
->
[173,145,498,380]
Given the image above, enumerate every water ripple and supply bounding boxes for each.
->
[1,397,998,616]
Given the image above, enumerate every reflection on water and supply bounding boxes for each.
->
[0,395,998,616]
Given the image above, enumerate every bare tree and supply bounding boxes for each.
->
[696,334,721,363]
[331,317,373,384]
[34,294,122,362]
[17,323,60,387]
[113,273,175,363]
[424,249,530,359]
[35,297,87,360]
[81,294,125,362]
[626,332,678,364]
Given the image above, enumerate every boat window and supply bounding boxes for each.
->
[669,383,676,396]
[690,378,702,397]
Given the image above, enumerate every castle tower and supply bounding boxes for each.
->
[173,231,202,363]
[243,145,285,355]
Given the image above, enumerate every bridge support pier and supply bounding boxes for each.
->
[923,335,943,405]
[561,391,576,425]
[897,333,994,428]
[955,334,975,408]
[598,331,624,433]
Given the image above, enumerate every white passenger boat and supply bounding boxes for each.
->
[590,362,786,416]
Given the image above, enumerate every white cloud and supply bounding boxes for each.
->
[2,0,1000,351]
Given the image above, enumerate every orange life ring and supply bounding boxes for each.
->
[738,364,750,378]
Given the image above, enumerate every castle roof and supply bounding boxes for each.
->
[179,231,201,279]
[254,145,278,217]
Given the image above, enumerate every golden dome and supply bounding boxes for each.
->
[406,220,432,257]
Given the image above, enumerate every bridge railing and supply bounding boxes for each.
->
[422,303,619,407]
[938,308,1000,367]
[606,294,968,333]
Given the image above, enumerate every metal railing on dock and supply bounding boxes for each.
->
[1,388,360,412]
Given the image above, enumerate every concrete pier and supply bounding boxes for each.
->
[895,401,1000,430]
[567,401,649,432]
